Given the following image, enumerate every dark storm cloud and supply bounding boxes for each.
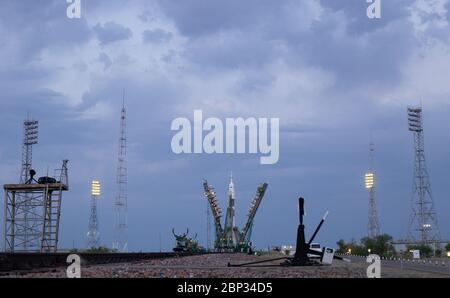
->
[157,0,285,37]
[93,22,133,45]
[158,0,417,91]
[296,18,416,89]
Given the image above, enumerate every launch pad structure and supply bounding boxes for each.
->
[203,176,268,253]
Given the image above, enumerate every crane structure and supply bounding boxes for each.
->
[406,107,441,245]
[202,176,268,252]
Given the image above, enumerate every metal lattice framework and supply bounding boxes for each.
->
[4,160,69,253]
[87,181,100,248]
[206,198,212,251]
[203,181,223,249]
[407,107,440,244]
[239,183,268,246]
[365,141,381,238]
[113,92,128,252]
[17,118,38,250]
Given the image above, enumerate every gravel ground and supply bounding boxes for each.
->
[2,253,448,278]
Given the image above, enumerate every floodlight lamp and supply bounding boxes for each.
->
[91,180,101,197]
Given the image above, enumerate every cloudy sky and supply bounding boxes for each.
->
[1,0,450,251]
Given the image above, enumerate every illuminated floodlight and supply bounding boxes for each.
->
[91,180,101,197]
[365,172,375,189]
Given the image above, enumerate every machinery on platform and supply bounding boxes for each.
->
[172,229,205,253]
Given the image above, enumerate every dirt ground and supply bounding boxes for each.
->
[1,253,449,278]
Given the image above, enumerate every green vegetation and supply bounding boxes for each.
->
[445,243,450,252]
[435,249,442,257]
[336,234,396,257]
[85,246,113,253]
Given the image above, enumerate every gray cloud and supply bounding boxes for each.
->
[98,53,113,69]
[142,29,173,43]
[0,0,92,63]
[93,22,133,45]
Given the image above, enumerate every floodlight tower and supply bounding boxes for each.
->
[20,117,38,183]
[18,117,38,250]
[87,180,101,248]
[113,91,128,252]
[365,141,380,238]
[407,107,440,244]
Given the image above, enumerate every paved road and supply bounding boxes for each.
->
[345,255,450,275]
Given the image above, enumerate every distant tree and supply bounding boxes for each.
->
[86,246,111,253]
[351,243,368,256]
[337,234,395,257]
[374,234,395,257]
[337,239,366,255]
[336,239,347,254]
[361,237,376,253]
[445,243,450,252]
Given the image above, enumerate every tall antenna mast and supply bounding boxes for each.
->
[113,89,128,252]
[407,106,440,244]
[365,138,380,238]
